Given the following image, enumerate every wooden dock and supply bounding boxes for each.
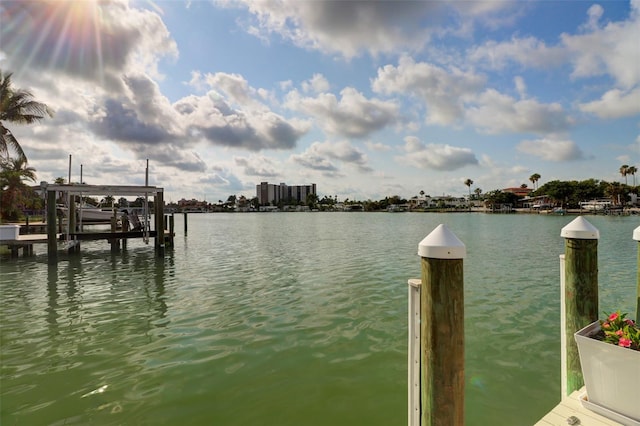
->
[536,388,625,426]
[1,230,169,257]
[0,234,57,257]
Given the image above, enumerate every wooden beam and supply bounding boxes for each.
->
[44,184,163,196]
[60,231,158,241]
[155,191,164,255]
[418,225,466,426]
[561,217,599,396]
[47,190,57,264]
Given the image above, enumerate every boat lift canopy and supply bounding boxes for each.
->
[42,183,163,197]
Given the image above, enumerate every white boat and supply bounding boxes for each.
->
[387,204,407,212]
[579,200,611,211]
[58,204,120,222]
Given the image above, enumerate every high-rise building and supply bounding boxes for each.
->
[256,182,316,205]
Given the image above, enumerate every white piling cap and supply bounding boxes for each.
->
[634,226,640,241]
[560,216,599,239]
[418,224,466,259]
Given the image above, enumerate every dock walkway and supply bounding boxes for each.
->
[536,388,624,426]
[0,234,58,257]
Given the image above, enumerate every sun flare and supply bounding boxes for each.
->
[1,0,119,83]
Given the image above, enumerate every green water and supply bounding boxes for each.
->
[1,213,637,425]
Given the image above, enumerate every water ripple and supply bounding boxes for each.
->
[1,213,636,425]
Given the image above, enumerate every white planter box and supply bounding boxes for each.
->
[575,321,640,424]
[0,224,20,240]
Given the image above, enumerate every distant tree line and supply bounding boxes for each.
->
[535,179,633,208]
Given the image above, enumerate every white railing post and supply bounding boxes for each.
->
[634,226,640,324]
[408,278,421,426]
[559,254,566,399]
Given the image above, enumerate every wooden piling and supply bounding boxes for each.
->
[560,216,599,396]
[68,199,80,254]
[69,197,76,234]
[183,211,188,234]
[634,226,640,324]
[154,192,165,255]
[418,224,466,426]
[122,215,129,250]
[25,215,30,235]
[110,216,119,252]
[169,213,175,246]
[47,190,57,263]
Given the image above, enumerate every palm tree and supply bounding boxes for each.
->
[101,195,115,206]
[0,70,53,162]
[306,193,318,208]
[605,181,626,205]
[0,156,37,220]
[529,173,541,190]
[619,165,629,185]
[464,178,473,210]
[627,166,637,187]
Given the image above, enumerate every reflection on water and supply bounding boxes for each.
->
[0,214,637,425]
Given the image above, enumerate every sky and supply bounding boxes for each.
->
[1,0,639,203]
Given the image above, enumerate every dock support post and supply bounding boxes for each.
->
[46,190,57,264]
[121,215,129,250]
[634,226,640,324]
[68,199,80,254]
[155,192,164,256]
[69,197,76,234]
[25,215,30,235]
[169,213,175,246]
[560,216,599,396]
[418,224,466,426]
[110,216,119,252]
[183,211,188,234]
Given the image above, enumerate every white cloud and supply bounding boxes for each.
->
[285,87,399,138]
[365,141,392,152]
[372,56,485,125]
[222,0,517,58]
[582,4,604,31]
[517,137,585,161]
[579,87,640,119]
[302,74,330,94]
[403,136,425,153]
[290,140,371,173]
[234,155,280,177]
[514,76,527,98]
[223,0,444,58]
[562,2,640,89]
[175,92,310,151]
[468,2,640,89]
[466,89,573,134]
[204,72,258,107]
[397,137,478,171]
[467,36,565,70]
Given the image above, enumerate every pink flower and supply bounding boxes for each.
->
[625,319,635,326]
[608,312,619,321]
[616,330,624,336]
[619,338,632,348]
[602,322,611,328]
